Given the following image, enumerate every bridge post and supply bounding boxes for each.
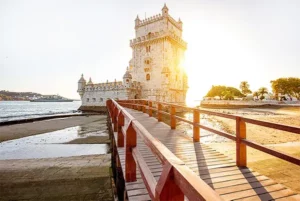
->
[125,121,137,182]
[111,105,116,125]
[117,111,124,147]
[193,110,200,142]
[236,117,247,167]
[113,106,118,132]
[142,100,146,113]
[138,100,142,111]
[148,101,152,117]
[157,103,162,122]
[106,100,112,115]
[170,106,176,129]
[156,162,184,201]
[132,100,136,110]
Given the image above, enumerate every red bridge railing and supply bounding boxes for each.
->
[107,99,300,200]
[107,99,223,201]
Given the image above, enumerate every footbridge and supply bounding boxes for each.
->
[107,99,300,201]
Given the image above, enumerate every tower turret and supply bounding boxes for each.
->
[123,67,132,88]
[162,3,169,17]
[77,74,86,98]
[178,18,182,28]
[87,77,93,85]
[135,15,141,27]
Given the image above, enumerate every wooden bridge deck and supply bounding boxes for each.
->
[114,108,299,201]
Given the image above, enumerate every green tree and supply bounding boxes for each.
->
[206,85,244,99]
[226,87,245,97]
[253,91,259,99]
[271,77,300,100]
[206,85,227,99]
[239,81,252,95]
[222,91,234,100]
[258,87,268,99]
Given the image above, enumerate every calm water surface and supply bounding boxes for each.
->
[0,124,109,160]
[0,101,82,122]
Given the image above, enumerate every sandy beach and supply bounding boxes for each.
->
[0,115,113,201]
[0,155,112,201]
[201,106,300,193]
[0,115,106,142]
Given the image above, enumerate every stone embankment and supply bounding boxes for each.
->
[78,105,107,113]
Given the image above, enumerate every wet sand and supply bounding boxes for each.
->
[0,115,106,142]
[209,107,300,144]
[0,155,112,201]
[202,107,300,193]
[0,115,113,200]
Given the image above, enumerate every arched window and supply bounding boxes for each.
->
[100,98,103,102]
[146,46,151,52]
[87,98,89,102]
[126,79,129,83]
[146,74,150,81]
[144,59,151,64]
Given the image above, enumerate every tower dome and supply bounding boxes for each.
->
[162,3,169,16]
[87,77,93,85]
[123,67,132,79]
[77,74,86,98]
[78,74,86,83]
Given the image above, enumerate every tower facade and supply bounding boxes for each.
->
[128,4,188,103]
[77,5,188,108]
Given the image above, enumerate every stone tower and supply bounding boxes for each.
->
[77,74,86,98]
[128,4,188,103]
[123,67,132,88]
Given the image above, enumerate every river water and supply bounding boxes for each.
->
[0,119,109,160]
[0,101,81,122]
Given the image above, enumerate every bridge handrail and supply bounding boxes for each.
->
[117,99,300,167]
[107,99,224,201]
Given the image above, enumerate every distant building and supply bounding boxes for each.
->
[78,4,188,107]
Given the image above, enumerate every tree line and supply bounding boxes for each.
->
[205,77,300,100]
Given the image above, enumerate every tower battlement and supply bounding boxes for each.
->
[84,79,141,92]
[136,14,182,30]
[135,14,163,28]
[130,30,187,49]
[134,4,183,39]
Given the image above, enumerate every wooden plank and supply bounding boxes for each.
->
[187,162,236,169]
[199,168,253,180]
[128,194,151,201]
[193,166,243,175]
[221,184,286,200]
[274,194,300,201]
[234,188,296,201]
[211,175,270,189]
[127,189,149,197]
[216,179,277,195]
[126,183,148,191]
[203,171,261,184]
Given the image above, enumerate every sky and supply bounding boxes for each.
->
[0,0,299,101]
